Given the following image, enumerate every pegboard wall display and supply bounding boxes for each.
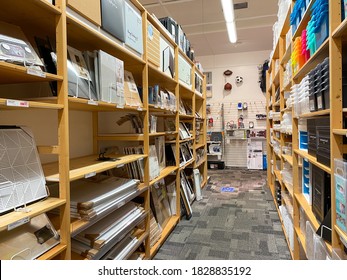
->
[206,100,267,168]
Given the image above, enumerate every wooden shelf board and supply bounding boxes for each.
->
[294,226,308,257]
[194,158,206,168]
[150,215,180,258]
[298,109,330,118]
[179,82,194,98]
[335,225,347,247]
[179,159,195,170]
[149,132,178,137]
[0,198,66,232]
[294,193,320,230]
[43,154,147,182]
[37,244,67,260]
[195,143,206,149]
[67,97,145,112]
[148,64,177,90]
[292,0,314,40]
[66,12,145,66]
[195,92,204,100]
[0,98,63,110]
[149,166,178,186]
[280,5,291,36]
[281,42,292,65]
[148,104,176,114]
[282,181,294,197]
[97,134,144,141]
[333,129,347,136]
[293,39,329,81]
[69,184,148,236]
[0,62,63,84]
[332,17,347,38]
[283,81,292,92]
[294,149,331,174]
[273,70,280,87]
[179,114,194,119]
[179,137,195,143]
[282,154,293,166]
[274,169,282,182]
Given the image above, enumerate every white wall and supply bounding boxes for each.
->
[197,50,270,167]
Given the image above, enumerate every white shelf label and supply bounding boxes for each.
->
[116,104,124,109]
[8,217,30,231]
[116,164,125,168]
[84,172,96,178]
[6,99,29,108]
[27,68,46,78]
[87,100,98,106]
[137,107,143,111]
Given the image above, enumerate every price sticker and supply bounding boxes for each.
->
[8,217,30,231]
[84,172,96,178]
[27,68,46,78]
[6,99,29,107]
[87,100,98,106]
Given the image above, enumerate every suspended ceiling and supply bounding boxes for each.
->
[139,0,278,56]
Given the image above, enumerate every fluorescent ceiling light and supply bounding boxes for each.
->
[221,0,237,43]
[226,21,237,43]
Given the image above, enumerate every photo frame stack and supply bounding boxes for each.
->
[179,122,192,140]
[155,136,166,171]
[124,70,143,108]
[151,179,172,229]
[123,146,145,182]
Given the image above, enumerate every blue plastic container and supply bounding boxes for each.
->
[299,131,308,150]
[263,155,267,170]
[315,11,329,48]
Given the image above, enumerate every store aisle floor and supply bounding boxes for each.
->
[154,168,292,260]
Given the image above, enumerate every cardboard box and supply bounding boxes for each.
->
[67,0,101,26]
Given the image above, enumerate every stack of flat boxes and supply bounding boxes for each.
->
[307,117,331,223]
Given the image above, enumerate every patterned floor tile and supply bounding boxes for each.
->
[153,168,292,260]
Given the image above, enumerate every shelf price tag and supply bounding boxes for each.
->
[8,217,30,231]
[137,107,143,111]
[116,104,124,109]
[6,99,29,108]
[27,67,46,78]
[84,172,96,178]
[87,100,98,106]
[116,164,125,168]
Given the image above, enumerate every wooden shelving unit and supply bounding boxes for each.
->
[0,0,206,260]
[267,0,347,260]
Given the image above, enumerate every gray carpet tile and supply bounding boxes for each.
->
[153,168,292,260]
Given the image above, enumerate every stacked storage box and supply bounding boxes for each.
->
[307,117,330,167]
[307,0,329,55]
[308,58,330,112]
[302,159,311,204]
[292,76,310,117]
[292,37,305,74]
[290,0,309,35]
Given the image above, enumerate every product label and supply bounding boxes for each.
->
[87,100,98,106]
[8,217,30,231]
[27,67,46,78]
[84,172,96,178]
[6,99,29,107]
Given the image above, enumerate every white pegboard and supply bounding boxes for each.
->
[206,101,267,167]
